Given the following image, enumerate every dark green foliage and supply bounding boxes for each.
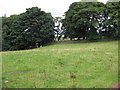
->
[63,1,105,40]
[104,1,119,38]
[2,7,54,51]
[62,1,119,40]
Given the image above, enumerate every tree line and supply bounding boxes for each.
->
[2,7,54,51]
[1,0,120,51]
[62,0,120,40]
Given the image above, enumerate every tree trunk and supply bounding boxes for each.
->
[77,38,80,40]
[41,41,44,47]
[83,36,85,40]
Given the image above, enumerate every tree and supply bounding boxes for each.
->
[21,7,54,48]
[2,7,54,51]
[62,1,105,40]
[103,1,119,38]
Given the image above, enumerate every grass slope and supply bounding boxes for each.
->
[2,40,118,88]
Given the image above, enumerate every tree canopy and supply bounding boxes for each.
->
[2,7,54,51]
[62,1,119,40]
[104,1,119,38]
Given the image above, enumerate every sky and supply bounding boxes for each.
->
[1,0,108,17]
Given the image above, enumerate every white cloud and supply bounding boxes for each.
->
[1,0,108,17]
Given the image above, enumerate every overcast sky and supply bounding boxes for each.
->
[1,0,108,17]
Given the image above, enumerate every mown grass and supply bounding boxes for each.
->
[2,40,118,88]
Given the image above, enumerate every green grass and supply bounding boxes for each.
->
[2,40,118,88]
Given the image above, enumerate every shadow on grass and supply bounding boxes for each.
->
[51,38,119,44]
[2,38,118,52]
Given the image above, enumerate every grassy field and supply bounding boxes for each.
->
[2,40,118,88]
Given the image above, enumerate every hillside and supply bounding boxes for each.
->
[2,40,118,88]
